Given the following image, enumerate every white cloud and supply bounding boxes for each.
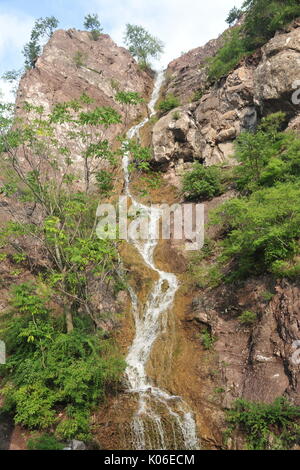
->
[0,10,34,70]
[84,0,245,67]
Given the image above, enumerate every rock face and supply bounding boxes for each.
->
[16,29,153,138]
[192,279,300,408]
[165,37,224,104]
[152,24,300,176]
[254,25,300,117]
[152,65,256,172]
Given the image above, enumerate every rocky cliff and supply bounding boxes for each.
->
[16,29,153,140]
[151,21,300,185]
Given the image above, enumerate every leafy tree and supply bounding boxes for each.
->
[182,163,222,201]
[31,16,59,40]
[0,95,123,331]
[23,16,59,68]
[124,24,164,68]
[115,90,144,128]
[122,139,152,174]
[84,13,103,40]
[23,40,42,69]
[226,6,243,25]
[214,183,300,279]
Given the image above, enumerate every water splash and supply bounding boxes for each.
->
[122,71,199,450]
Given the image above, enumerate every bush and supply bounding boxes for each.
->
[73,51,87,68]
[191,89,204,102]
[1,284,125,439]
[238,310,257,325]
[96,170,114,195]
[158,94,180,114]
[208,28,248,83]
[208,1,300,82]
[212,114,300,280]
[182,163,222,201]
[214,183,300,279]
[27,434,64,450]
[226,397,300,450]
[201,329,216,350]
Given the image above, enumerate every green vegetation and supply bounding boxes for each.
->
[182,162,222,201]
[158,94,180,114]
[238,310,257,325]
[123,139,152,173]
[115,90,144,128]
[0,88,147,441]
[23,16,59,68]
[84,13,103,40]
[201,329,216,350]
[96,170,114,196]
[226,398,300,450]
[191,89,204,102]
[73,50,87,68]
[213,113,300,280]
[172,111,181,121]
[124,24,164,69]
[208,0,300,82]
[27,434,64,450]
[0,284,124,439]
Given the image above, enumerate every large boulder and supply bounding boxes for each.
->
[254,26,300,117]
[152,65,256,174]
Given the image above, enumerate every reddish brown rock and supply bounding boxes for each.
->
[16,29,153,139]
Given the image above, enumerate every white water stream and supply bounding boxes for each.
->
[123,71,199,450]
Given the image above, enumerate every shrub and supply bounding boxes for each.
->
[172,111,180,121]
[158,94,180,114]
[191,89,204,102]
[238,310,257,325]
[182,163,222,201]
[27,434,64,450]
[73,51,87,68]
[201,329,216,350]
[1,285,125,438]
[96,170,114,195]
[214,183,300,279]
[208,1,300,82]
[208,28,248,83]
[226,397,300,450]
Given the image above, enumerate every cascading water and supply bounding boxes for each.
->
[122,71,199,450]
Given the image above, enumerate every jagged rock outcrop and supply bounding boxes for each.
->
[152,24,300,176]
[16,29,153,137]
[192,278,300,408]
[152,65,256,173]
[254,24,300,118]
[165,37,223,104]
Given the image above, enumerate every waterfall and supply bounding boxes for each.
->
[122,71,199,450]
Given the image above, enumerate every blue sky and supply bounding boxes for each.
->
[0,0,244,100]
